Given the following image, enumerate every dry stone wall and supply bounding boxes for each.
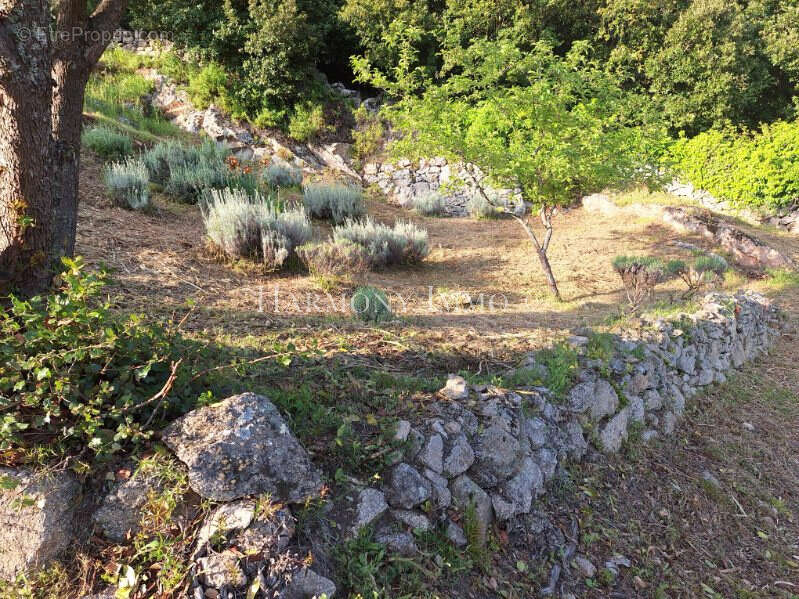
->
[0,293,785,594]
[346,291,784,549]
[363,159,522,216]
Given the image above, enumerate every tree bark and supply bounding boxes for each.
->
[0,0,127,294]
[50,0,128,260]
[0,2,56,294]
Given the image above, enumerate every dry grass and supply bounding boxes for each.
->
[77,153,796,352]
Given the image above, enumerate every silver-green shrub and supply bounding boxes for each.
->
[333,217,429,267]
[351,286,393,323]
[82,126,133,161]
[201,188,311,266]
[412,192,446,216]
[263,162,303,188]
[303,183,366,224]
[103,158,150,210]
[202,188,273,259]
[296,240,370,277]
[466,194,497,219]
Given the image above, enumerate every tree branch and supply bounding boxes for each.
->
[85,0,128,64]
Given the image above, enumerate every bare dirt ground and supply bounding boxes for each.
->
[77,153,797,362]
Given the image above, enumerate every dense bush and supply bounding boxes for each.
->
[351,106,385,164]
[202,188,311,267]
[612,255,671,309]
[263,162,304,188]
[103,159,150,210]
[303,183,366,224]
[288,102,331,142]
[333,218,429,267]
[296,240,371,277]
[670,120,799,211]
[81,125,133,161]
[412,193,446,216]
[351,286,393,323]
[0,259,193,463]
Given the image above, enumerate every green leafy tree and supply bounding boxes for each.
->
[645,0,780,134]
[364,39,666,300]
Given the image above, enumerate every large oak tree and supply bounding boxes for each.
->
[0,0,127,295]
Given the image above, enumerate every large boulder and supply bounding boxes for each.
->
[162,393,323,502]
[0,468,81,580]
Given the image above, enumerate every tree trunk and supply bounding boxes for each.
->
[50,0,128,261]
[51,23,91,261]
[0,2,56,294]
[0,0,127,295]
[536,246,561,301]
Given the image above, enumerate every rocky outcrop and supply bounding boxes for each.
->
[667,180,799,234]
[582,194,795,271]
[662,207,795,270]
[0,469,81,580]
[162,392,324,502]
[363,158,522,216]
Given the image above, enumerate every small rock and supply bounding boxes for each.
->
[417,434,444,473]
[701,470,722,490]
[196,551,246,589]
[196,500,256,555]
[391,509,431,531]
[385,464,431,509]
[233,507,294,556]
[442,434,474,478]
[470,424,521,487]
[351,489,388,534]
[94,467,164,543]
[161,393,323,502]
[282,568,337,599]
[569,379,619,422]
[393,420,411,442]
[0,468,80,580]
[450,475,493,543]
[441,375,469,401]
[572,555,597,578]
[599,408,629,453]
[375,530,418,556]
[423,469,451,508]
[444,520,467,547]
[641,429,658,442]
[742,422,755,432]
